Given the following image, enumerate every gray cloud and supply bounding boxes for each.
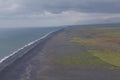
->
[0,0,120,15]
[17,0,120,14]
[0,0,120,27]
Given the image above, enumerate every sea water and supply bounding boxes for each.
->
[0,27,58,60]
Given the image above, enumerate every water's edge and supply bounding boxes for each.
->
[0,28,64,72]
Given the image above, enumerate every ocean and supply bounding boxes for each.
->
[0,27,58,60]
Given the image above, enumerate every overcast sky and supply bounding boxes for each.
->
[0,0,120,27]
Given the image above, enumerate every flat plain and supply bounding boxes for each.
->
[37,26,120,80]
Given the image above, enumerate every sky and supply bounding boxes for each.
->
[0,0,120,27]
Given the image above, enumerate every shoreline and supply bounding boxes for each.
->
[0,28,64,73]
[0,26,120,80]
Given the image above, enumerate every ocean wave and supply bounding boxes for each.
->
[0,31,54,64]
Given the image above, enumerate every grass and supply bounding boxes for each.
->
[68,27,120,70]
[56,52,104,65]
[70,37,120,67]
[88,50,120,67]
[104,33,120,38]
[45,27,120,71]
[70,38,101,46]
[55,50,118,70]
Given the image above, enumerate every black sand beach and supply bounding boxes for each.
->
[0,27,120,80]
[0,29,64,80]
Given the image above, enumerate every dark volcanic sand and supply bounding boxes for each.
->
[0,29,63,80]
[0,27,120,80]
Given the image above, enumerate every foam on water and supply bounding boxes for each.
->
[0,31,53,64]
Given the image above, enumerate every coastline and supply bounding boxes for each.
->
[0,26,120,80]
[0,28,64,73]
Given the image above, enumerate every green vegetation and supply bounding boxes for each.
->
[104,33,120,38]
[88,50,120,67]
[70,38,102,47]
[55,51,120,70]
[44,27,120,71]
[68,27,120,70]
[57,52,104,65]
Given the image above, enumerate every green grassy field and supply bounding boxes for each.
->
[88,50,120,67]
[66,27,120,70]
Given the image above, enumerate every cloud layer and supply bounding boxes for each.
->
[1,0,120,14]
[0,0,120,27]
